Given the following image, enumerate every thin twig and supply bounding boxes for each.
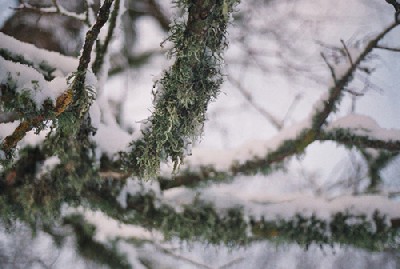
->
[228,74,283,130]
[320,52,337,81]
[340,39,354,66]
[219,257,245,269]
[375,44,400,52]
[282,93,303,125]
[93,0,121,75]
[155,244,214,269]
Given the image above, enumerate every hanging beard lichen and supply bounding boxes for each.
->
[125,0,240,178]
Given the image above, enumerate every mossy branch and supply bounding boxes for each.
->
[319,129,400,152]
[0,0,115,155]
[83,185,400,251]
[124,0,240,178]
[0,89,73,154]
[63,214,131,269]
[152,20,400,187]
[71,0,114,116]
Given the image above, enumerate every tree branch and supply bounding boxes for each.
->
[375,44,400,52]
[228,74,283,130]
[0,48,56,81]
[13,2,86,22]
[124,0,240,177]
[92,0,121,75]
[83,183,400,251]
[155,20,400,187]
[319,129,400,152]
[0,0,115,153]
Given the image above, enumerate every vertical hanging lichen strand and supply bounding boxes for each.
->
[130,0,239,177]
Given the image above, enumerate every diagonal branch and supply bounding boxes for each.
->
[156,20,400,187]
[92,0,121,75]
[229,74,283,130]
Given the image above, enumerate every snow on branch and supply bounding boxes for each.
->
[0,1,116,155]
[0,57,69,108]
[69,0,114,120]
[0,32,78,77]
[82,178,400,250]
[13,2,87,22]
[160,20,400,184]
[321,114,400,152]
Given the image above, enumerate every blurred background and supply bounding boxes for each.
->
[1,0,400,268]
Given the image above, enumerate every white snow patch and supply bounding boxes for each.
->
[83,210,162,242]
[0,121,20,140]
[0,57,68,108]
[163,183,400,222]
[117,178,161,208]
[0,32,78,76]
[327,114,400,141]
[93,123,134,156]
[36,156,60,178]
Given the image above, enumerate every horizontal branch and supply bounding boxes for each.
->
[83,182,400,251]
[0,32,78,76]
[319,129,400,152]
[375,44,400,52]
[13,2,86,22]
[0,48,56,81]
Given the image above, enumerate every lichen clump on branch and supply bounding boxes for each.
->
[127,0,240,178]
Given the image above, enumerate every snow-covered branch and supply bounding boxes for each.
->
[0,32,78,76]
[81,178,400,251]
[13,2,86,22]
[159,20,400,184]
[0,1,116,155]
[321,114,400,152]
